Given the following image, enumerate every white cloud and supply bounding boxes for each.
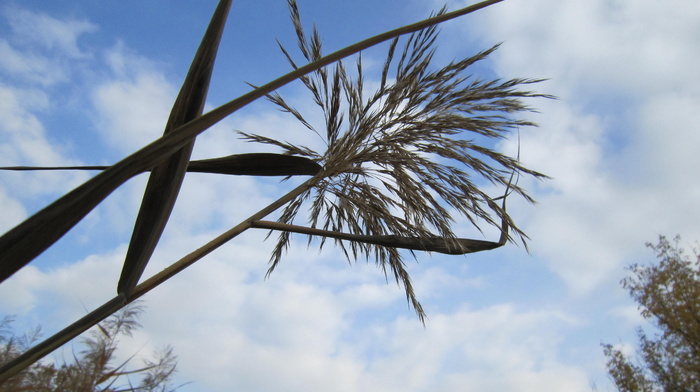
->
[3,6,96,59]
[0,85,50,163]
[0,6,96,85]
[0,6,97,239]
[0,265,42,314]
[454,0,700,97]
[91,45,176,154]
[0,83,88,230]
[608,305,645,329]
[412,265,485,298]
[637,93,700,185]
[0,188,27,234]
[0,39,67,85]
[436,0,700,293]
[2,205,591,390]
[33,242,587,392]
[0,244,124,328]
[358,305,586,391]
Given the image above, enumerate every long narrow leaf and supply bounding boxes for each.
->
[117,0,232,295]
[251,219,505,254]
[186,153,322,176]
[0,153,322,176]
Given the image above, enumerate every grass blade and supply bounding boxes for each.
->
[117,0,233,295]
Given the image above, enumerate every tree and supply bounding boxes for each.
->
[603,235,700,392]
[0,303,179,391]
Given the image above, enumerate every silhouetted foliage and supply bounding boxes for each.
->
[0,303,179,391]
[603,235,700,392]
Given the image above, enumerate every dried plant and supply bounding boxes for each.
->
[0,303,179,392]
[0,0,545,379]
[239,1,550,320]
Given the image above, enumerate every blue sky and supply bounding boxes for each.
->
[2,0,700,391]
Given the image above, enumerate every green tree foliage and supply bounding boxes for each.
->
[0,303,179,392]
[603,235,700,392]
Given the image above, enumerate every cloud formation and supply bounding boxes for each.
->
[446,0,700,292]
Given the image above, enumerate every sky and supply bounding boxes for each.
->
[1,0,700,391]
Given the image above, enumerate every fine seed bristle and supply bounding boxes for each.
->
[244,0,550,322]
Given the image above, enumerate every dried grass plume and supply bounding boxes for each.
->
[241,0,552,321]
